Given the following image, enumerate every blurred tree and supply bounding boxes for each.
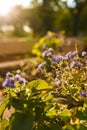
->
[27,0,87,36]
[1,0,87,37]
[27,0,57,36]
[6,5,27,37]
[59,0,87,36]
[79,5,87,35]
[54,7,72,36]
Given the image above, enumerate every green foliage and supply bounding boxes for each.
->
[0,119,9,130]
[32,31,63,57]
[28,79,52,91]
[9,112,34,130]
[1,79,60,130]
[0,98,9,119]
[1,48,87,129]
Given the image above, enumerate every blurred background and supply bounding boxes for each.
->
[0,0,87,62]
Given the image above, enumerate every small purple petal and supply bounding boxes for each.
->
[80,91,86,97]
[70,61,75,69]
[19,77,26,84]
[56,80,61,86]
[66,51,72,57]
[7,82,14,88]
[2,80,8,87]
[82,51,87,56]
[2,78,14,88]
[42,51,48,58]
[66,51,77,58]
[53,56,62,63]
[75,62,83,67]
[46,52,53,57]
[48,48,54,54]
[37,62,46,70]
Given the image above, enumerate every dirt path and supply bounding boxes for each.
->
[0,38,34,62]
[0,59,31,68]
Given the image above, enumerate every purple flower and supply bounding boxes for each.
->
[42,51,48,58]
[80,91,86,97]
[19,77,26,84]
[70,61,75,69]
[46,52,53,57]
[15,74,21,80]
[2,77,14,88]
[56,80,61,86]
[37,62,46,70]
[15,74,26,84]
[66,51,72,57]
[66,51,77,58]
[48,48,54,54]
[75,62,83,67]
[6,72,11,77]
[2,80,8,87]
[61,56,68,61]
[82,51,87,56]
[53,56,62,63]
[7,82,14,88]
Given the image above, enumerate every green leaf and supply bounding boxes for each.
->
[0,98,9,118]
[9,112,34,130]
[58,109,71,117]
[11,98,25,111]
[76,110,87,120]
[0,119,9,130]
[28,80,52,91]
[42,93,53,101]
[58,109,71,121]
[46,107,57,119]
[63,125,75,130]
[50,123,62,130]
[38,123,62,130]
[73,124,87,130]
[10,91,17,98]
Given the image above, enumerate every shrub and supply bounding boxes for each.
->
[32,31,64,57]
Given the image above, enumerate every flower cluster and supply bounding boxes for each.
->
[2,72,27,88]
[37,49,87,98]
[42,48,54,58]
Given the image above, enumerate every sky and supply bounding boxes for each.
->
[0,0,31,16]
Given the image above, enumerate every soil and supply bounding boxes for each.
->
[0,38,33,62]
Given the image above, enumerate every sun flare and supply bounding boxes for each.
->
[0,0,31,16]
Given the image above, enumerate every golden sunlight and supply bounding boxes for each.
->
[0,0,31,16]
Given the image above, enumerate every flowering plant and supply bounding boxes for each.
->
[37,48,87,129]
[0,49,87,130]
[32,31,63,57]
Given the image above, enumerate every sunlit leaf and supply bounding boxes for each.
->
[28,79,52,91]
[0,119,9,130]
[0,98,9,118]
[46,107,57,118]
[58,109,71,117]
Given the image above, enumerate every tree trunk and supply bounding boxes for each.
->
[73,14,79,36]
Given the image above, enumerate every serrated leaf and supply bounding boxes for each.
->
[28,80,52,91]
